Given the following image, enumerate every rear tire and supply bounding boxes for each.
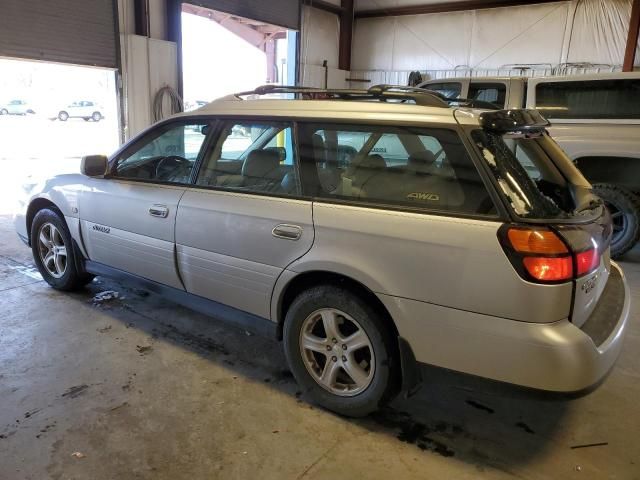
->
[92,111,102,121]
[593,183,640,258]
[283,285,399,417]
[58,111,69,121]
[0,109,7,115]
[31,208,92,290]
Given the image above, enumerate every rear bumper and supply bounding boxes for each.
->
[379,261,630,392]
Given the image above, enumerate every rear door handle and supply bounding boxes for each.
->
[272,224,302,240]
[149,204,169,218]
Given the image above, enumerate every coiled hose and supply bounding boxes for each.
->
[152,85,183,122]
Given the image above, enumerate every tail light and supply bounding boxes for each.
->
[499,225,599,284]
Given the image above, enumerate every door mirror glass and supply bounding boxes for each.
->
[81,155,108,177]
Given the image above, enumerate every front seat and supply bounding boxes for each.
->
[406,151,437,175]
[242,149,282,190]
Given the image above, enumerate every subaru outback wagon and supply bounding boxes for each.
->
[15,85,630,416]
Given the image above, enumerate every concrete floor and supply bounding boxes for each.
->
[1,214,639,480]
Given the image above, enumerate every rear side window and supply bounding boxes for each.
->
[535,79,640,119]
[468,83,506,108]
[299,123,496,216]
[423,82,462,99]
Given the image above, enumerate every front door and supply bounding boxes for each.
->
[175,120,314,319]
[80,119,212,289]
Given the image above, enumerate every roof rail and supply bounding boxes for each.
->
[235,84,450,108]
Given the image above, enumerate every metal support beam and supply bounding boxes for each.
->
[339,0,354,71]
[623,0,640,72]
[311,0,343,16]
[133,0,150,37]
[166,0,183,98]
[355,0,564,18]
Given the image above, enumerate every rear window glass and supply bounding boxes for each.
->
[300,124,496,216]
[472,130,591,219]
[535,79,640,119]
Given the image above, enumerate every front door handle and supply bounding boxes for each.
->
[149,204,169,218]
[272,224,302,241]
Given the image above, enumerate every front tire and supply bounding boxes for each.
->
[0,108,8,115]
[58,111,69,121]
[92,111,102,121]
[592,184,640,258]
[31,208,92,290]
[283,285,399,417]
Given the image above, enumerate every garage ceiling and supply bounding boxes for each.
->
[186,0,300,30]
[354,0,565,16]
[355,0,471,9]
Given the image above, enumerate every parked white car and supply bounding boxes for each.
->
[56,101,103,122]
[418,72,640,257]
[14,85,630,416]
[0,99,35,115]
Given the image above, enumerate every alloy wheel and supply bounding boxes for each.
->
[37,222,67,278]
[299,308,375,397]
[606,200,628,247]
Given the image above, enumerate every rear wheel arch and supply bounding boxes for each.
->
[277,270,399,342]
[574,156,640,189]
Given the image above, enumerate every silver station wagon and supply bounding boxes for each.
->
[15,85,630,416]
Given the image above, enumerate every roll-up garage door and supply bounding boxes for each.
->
[187,0,301,30]
[0,0,118,68]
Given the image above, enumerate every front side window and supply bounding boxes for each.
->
[423,82,462,99]
[468,83,507,108]
[535,79,640,119]
[196,121,299,196]
[299,123,495,215]
[113,121,210,184]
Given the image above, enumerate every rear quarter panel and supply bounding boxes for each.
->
[286,202,573,323]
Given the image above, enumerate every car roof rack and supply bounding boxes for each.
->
[236,84,451,108]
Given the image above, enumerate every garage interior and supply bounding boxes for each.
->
[1,0,640,479]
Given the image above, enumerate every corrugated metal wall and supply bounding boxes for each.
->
[351,0,639,83]
[0,0,118,68]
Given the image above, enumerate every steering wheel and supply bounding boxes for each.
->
[155,155,191,181]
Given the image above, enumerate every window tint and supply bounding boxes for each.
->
[113,122,209,184]
[423,82,462,99]
[299,124,495,215]
[468,83,506,108]
[196,121,299,196]
[535,79,640,119]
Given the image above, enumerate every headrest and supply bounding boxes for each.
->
[312,133,326,163]
[408,151,437,168]
[361,154,386,169]
[312,133,325,149]
[242,149,281,178]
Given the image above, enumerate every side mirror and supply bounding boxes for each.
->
[81,155,108,177]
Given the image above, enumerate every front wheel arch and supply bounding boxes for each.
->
[26,198,62,246]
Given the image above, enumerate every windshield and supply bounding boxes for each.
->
[471,130,598,219]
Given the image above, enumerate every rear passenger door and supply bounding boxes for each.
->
[296,122,502,313]
[175,120,314,319]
